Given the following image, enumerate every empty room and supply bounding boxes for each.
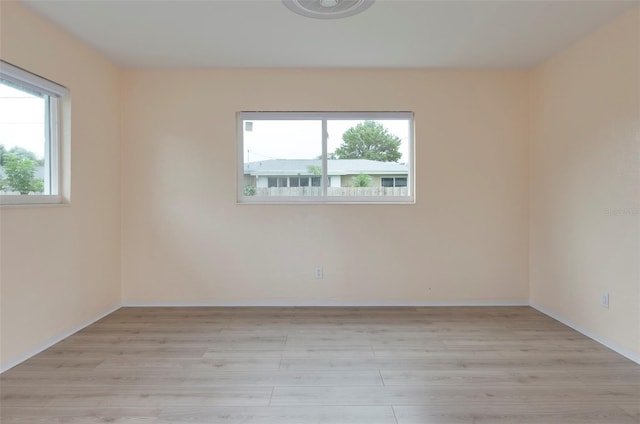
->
[0,0,639,423]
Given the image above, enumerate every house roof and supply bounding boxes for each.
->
[244,159,408,176]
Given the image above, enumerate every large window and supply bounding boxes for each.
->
[238,112,414,203]
[0,61,68,205]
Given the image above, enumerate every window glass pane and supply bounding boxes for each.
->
[239,112,413,203]
[243,119,323,197]
[0,81,47,195]
[327,119,410,197]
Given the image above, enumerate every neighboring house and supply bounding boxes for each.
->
[244,159,408,189]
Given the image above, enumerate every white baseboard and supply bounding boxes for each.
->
[121,300,529,307]
[530,302,640,365]
[0,304,121,374]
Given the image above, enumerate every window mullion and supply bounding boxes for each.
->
[322,118,328,197]
[43,97,52,195]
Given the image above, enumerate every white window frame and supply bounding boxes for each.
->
[238,111,415,204]
[0,61,68,206]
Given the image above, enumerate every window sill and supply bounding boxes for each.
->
[0,195,66,208]
[238,196,415,205]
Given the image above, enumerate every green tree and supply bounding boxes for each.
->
[0,145,44,166]
[2,153,44,194]
[306,165,322,176]
[333,120,402,162]
[351,173,372,187]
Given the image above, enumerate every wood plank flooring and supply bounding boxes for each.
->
[1,306,638,423]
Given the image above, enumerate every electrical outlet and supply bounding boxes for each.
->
[314,266,323,279]
[601,292,609,309]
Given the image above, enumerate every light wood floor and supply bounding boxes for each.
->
[1,306,638,423]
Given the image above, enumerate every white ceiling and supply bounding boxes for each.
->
[20,0,639,68]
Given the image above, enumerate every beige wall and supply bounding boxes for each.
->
[530,8,640,358]
[0,2,121,367]
[121,69,530,304]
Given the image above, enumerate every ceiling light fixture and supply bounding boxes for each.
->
[282,0,375,19]
[319,0,339,7]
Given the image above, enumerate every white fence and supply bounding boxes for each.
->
[253,187,408,197]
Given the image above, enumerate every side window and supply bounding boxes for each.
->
[0,61,68,205]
